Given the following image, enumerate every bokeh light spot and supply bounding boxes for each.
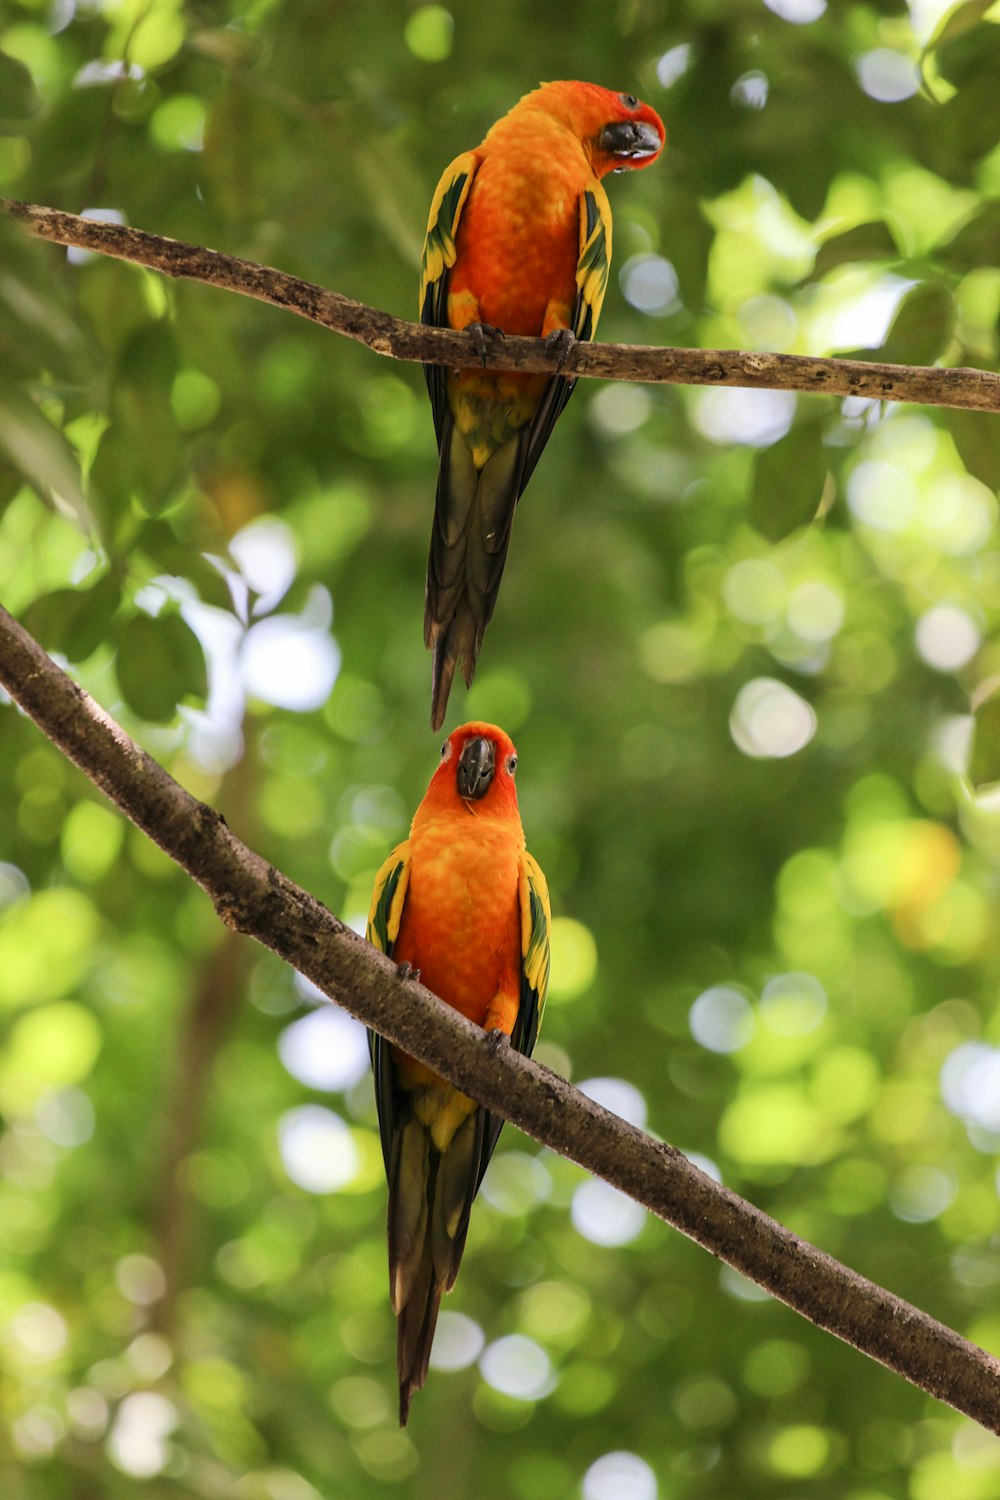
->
[730,678,816,759]
[582,1451,657,1500]
[689,986,755,1054]
[230,518,297,615]
[571,1179,646,1246]
[693,388,796,448]
[278,1007,370,1091]
[115,1255,166,1306]
[621,255,680,315]
[10,1302,68,1362]
[278,1105,359,1193]
[723,558,786,627]
[480,1151,551,1215]
[547,918,597,1003]
[732,71,769,109]
[760,973,827,1036]
[764,0,825,17]
[429,1312,485,1371]
[889,1164,956,1223]
[404,5,453,61]
[107,1392,177,1478]
[855,49,920,103]
[656,44,691,88]
[768,1423,831,1477]
[915,605,980,672]
[942,1043,1000,1132]
[787,582,844,642]
[579,1077,647,1129]
[241,592,340,712]
[479,1335,554,1401]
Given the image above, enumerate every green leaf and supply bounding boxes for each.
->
[0,388,92,532]
[108,324,184,513]
[202,81,281,222]
[943,406,1000,489]
[138,519,234,611]
[0,223,92,383]
[878,282,956,366]
[77,259,166,357]
[28,85,111,182]
[20,573,121,663]
[940,200,1000,271]
[812,222,899,279]
[934,59,1000,171]
[749,424,830,543]
[88,424,136,534]
[931,11,1000,85]
[114,609,208,722]
[0,51,40,121]
[161,609,209,701]
[970,688,1000,789]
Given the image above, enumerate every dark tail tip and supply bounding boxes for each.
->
[429,636,459,732]
[399,1385,412,1427]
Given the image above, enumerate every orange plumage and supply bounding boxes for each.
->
[419,81,665,728]
[367,722,551,1422]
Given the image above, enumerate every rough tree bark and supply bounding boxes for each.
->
[4,196,1000,412]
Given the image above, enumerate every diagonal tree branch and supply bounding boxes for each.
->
[1,600,999,1431]
[4,196,1000,414]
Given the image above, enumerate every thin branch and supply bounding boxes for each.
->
[1,603,999,1431]
[4,196,1000,414]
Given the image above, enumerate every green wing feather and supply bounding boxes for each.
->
[573,181,613,343]
[513,849,552,1057]
[366,845,411,1175]
[366,845,410,958]
[478,849,552,1178]
[519,183,613,486]
[419,150,478,447]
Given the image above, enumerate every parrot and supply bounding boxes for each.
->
[366,721,551,1423]
[419,80,665,729]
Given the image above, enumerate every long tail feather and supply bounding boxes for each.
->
[395,1248,441,1426]
[425,420,525,730]
[389,1111,487,1423]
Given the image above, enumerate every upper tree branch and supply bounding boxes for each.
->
[1,600,999,1431]
[4,197,1000,414]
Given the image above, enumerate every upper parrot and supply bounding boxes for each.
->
[366,721,551,1423]
[419,80,665,729]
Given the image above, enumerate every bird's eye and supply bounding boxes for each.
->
[440,741,448,758]
[506,754,518,774]
[620,92,639,109]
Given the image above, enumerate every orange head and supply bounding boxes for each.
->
[498,80,665,178]
[415,721,521,824]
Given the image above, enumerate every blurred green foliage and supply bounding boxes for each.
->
[4,0,1000,1495]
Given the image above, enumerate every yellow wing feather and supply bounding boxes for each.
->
[574,181,613,343]
[418,150,479,324]
[517,849,552,1057]
[366,843,411,957]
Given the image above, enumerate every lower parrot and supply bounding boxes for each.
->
[419,80,665,729]
[366,721,551,1423]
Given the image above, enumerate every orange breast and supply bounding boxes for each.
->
[448,148,583,336]
[393,818,522,1030]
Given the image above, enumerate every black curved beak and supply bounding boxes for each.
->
[597,119,663,161]
[456,737,495,801]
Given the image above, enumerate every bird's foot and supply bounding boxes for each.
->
[396,960,421,984]
[544,326,577,371]
[467,322,505,367]
[486,1029,511,1056]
